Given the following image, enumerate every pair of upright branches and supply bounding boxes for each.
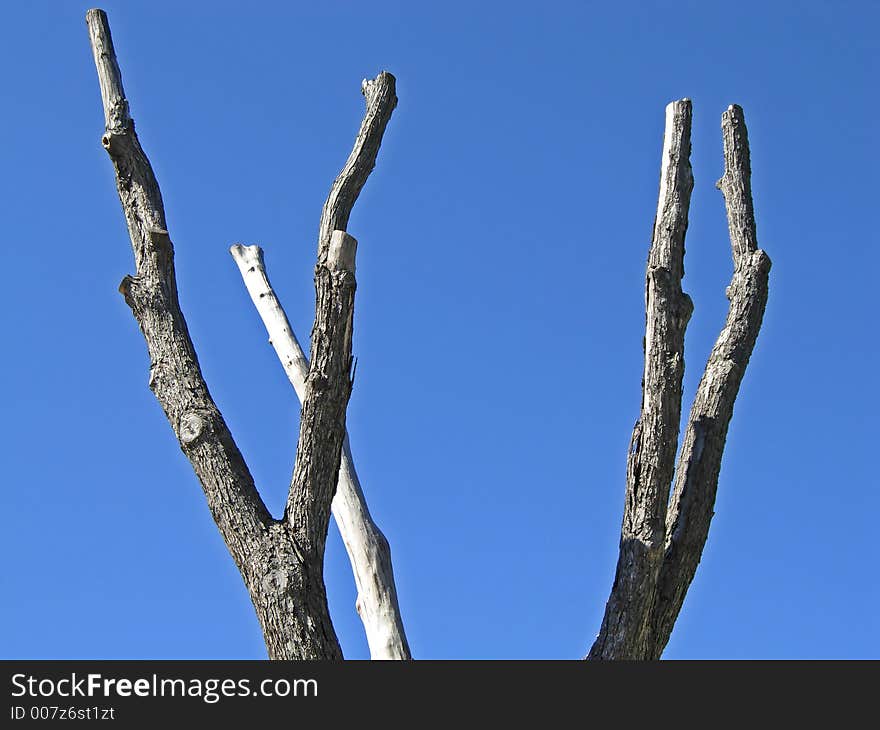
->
[589,101,770,659]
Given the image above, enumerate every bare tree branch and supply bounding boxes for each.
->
[286,231,358,556]
[291,71,396,532]
[646,105,771,658]
[86,8,272,569]
[247,229,362,660]
[230,243,411,659]
[89,8,351,660]
[316,73,397,267]
[589,100,695,659]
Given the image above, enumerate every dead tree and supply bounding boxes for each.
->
[87,9,770,661]
[588,102,771,659]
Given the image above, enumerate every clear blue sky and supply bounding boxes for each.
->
[1,1,876,659]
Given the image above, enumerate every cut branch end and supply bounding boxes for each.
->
[327,230,358,273]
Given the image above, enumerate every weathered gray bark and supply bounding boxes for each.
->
[589,101,695,660]
[90,6,769,662]
[230,244,410,659]
[317,73,397,269]
[646,106,771,658]
[87,8,373,660]
[589,103,770,660]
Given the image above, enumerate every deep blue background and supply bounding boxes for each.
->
[2,1,877,659]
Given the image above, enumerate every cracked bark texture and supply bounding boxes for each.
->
[646,106,771,658]
[87,8,367,660]
[589,100,694,660]
[317,72,397,268]
[230,243,410,659]
[589,103,770,660]
[285,231,357,584]
[90,6,770,662]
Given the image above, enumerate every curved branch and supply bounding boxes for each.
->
[647,105,771,658]
[589,100,694,660]
[230,244,411,659]
[316,72,397,267]
[86,9,273,574]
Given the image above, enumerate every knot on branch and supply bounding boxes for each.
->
[261,568,291,594]
[100,126,132,155]
[179,411,211,447]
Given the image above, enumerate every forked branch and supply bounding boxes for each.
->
[590,102,769,660]
[88,8,374,660]
[230,244,411,660]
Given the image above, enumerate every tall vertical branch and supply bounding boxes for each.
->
[589,100,694,659]
[646,106,771,657]
[286,231,358,561]
[86,9,273,573]
[88,8,362,660]
[230,243,411,659]
[283,70,405,657]
[298,71,396,543]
